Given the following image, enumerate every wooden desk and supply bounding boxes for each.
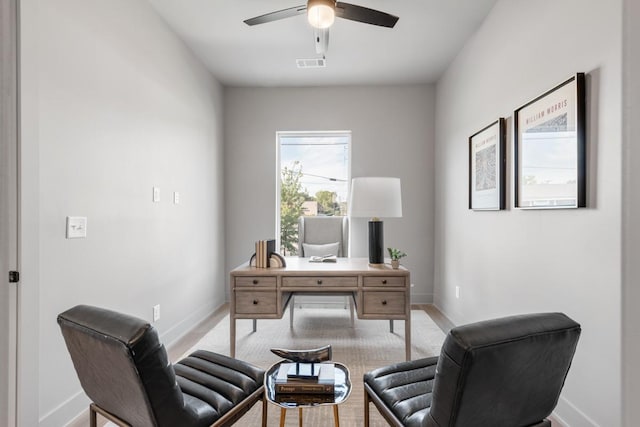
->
[229,257,411,361]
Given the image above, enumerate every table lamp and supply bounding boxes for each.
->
[348,177,403,266]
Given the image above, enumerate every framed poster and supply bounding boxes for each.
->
[469,118,506,210]
[514,73,586,209]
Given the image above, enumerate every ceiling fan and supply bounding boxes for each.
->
[244,0,399,54]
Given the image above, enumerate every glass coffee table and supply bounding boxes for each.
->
[265,361,352,427]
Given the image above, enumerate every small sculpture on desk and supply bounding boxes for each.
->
[270,345,332,363]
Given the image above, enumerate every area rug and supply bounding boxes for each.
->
[185,308,446,426]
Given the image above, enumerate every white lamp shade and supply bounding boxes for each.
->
[348,177,403,218]
[307,0,335,28]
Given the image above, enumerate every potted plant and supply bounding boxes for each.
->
[387,248,407,269]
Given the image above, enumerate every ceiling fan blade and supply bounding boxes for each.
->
[335,2,399,28]
[244,4,307,26]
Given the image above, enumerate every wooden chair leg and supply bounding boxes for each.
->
[262,396,267,427]
[364,389,370,427]
[280,408,286,427]
[298,408,303,427]
[333,405,340,426]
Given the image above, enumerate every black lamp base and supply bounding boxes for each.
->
[368,220,384,265]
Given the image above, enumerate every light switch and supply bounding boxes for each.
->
[174,192,180,204]
[66,216,87,239]
[153,187,160,202]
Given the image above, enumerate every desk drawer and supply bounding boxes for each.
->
[363,276,406,288]
[282,276,357,288]
[235,291,277,314]
[235,276,276,288]
[362,291,406,315]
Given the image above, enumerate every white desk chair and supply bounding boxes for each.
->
[291,216,353,328]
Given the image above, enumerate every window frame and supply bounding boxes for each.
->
[275,130,352,254]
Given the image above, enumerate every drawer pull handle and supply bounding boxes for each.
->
[317,280,323,285]
[252,279,259,285]
[382,280,387,284]
[382,300,388,305]
[253,300,259,305]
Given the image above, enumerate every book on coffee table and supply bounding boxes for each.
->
[287,362,321,380]
[275,363,335,394]
[274,393,335,404]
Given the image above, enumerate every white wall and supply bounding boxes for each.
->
[434,1,621,426]
[224,85,435,303]
[1,0,19,425]
[20,0,226,425]
[622,0,640,424]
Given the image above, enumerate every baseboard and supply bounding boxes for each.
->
[162,300,219,349]
[410,292,434,304]
[552,395,601,427]
[291,294,351,309]
[39,389,88,427]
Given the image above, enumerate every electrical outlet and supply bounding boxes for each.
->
[153,187,160,202]
[455,286,460,299]
[173,191,180,204]
[153,304,160,322]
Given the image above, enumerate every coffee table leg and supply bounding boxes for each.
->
[279,408,286,427]
[333,405,340,426]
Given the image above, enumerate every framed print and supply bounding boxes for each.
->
[469,118,506,210]
[514,73,586,209]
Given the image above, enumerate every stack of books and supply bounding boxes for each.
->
[274,362,335,395]
[254,239,275,268]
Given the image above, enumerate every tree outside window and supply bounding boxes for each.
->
[277,132,351,255]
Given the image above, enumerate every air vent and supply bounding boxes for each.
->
[296,58,326,69]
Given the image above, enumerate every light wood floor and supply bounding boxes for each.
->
[66,304,453,427]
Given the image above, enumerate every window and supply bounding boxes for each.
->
[277,131,351,255]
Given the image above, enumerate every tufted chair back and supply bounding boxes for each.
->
[58,305,265,427]
[428,312,581,426]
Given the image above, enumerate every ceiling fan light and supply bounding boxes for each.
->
[307,0,335,29]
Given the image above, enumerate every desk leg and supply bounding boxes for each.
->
[230,316,236,358]
[405,315,411,361]
[290,298,295,329]
[349,299,354,327]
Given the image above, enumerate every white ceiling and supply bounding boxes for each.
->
[149,0,497,87]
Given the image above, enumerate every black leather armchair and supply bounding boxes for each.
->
[364,312,581,427]
[58,305,265,427]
